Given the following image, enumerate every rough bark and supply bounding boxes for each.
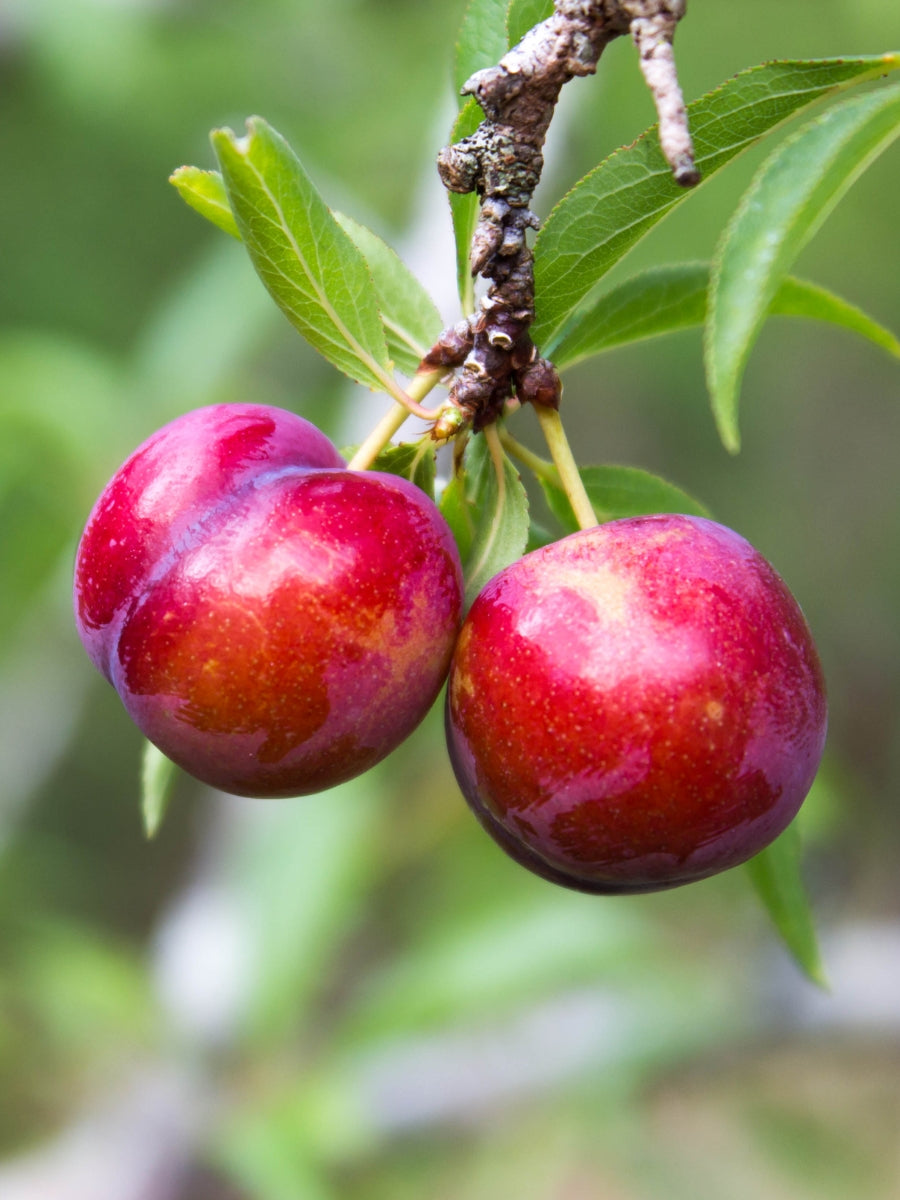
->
[422,0,698,435]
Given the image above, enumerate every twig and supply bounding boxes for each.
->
[422,0,698,434]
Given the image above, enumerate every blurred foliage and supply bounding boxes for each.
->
[1,0,899,1197]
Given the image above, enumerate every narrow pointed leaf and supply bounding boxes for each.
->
[141,740,179,839]
[770,276,900,358]
[455,0,508,100]
[553,263,900,369]
[366,439,437,499]
[534,55,900,353]
[507,0,553,48]
[440,472,478,563]
[169,166,240,240]
[166,179,443,379]
[462,433,529,608]
[553,263,710,368]
[707,84,900,451]
[212,118,393,391]
[449,99,484,312]
[541,463,709,534]
[334,213,443,375]
[746,823,827,987]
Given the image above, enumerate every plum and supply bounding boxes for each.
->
[75,404,463,797]
[446,514,827,892]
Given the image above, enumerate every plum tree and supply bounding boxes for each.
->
[71,0,900,977]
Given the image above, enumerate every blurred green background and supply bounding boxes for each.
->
[1,1,899,1197]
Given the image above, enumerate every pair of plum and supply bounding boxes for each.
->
[74,404,827,893]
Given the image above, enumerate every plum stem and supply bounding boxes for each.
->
[347,402,411,470]
[535,405,597,530]
[483,422,508,483]
[498,428,556,483]
[347,369,445,470]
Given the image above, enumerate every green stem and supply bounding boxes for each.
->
[483,423,507,498]
[347,370,444,471]
[346,403,410,470]
[534,404,597,531]
[498,428,556,483]
[408,436,434,481]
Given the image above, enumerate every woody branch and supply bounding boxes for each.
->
[421,0,699,438]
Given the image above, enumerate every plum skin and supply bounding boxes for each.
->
[74,403,347,683]
[446,514,827,893]
[74,404,463,798]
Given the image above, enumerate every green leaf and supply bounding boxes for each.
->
[541,464,710,533]
[367,439,437,499]
[533,55,900,354]
[455,0,508,100]
[746,823,827,987]
[334,213,443,375]
[553,263,900,370]
[439,471,478,563]
[770,276,900,358]
[553,263,710,368]
[165,174,443,380]
[169,166,240,240]
[707,84,900,452]
[212,118,393,392]
[506,0,553,48]
[448,99,483,313]
[141,740,179,839]
[461,433,530,608]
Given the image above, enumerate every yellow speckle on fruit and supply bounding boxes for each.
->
[706,700,724,722]
[548,564,632,625]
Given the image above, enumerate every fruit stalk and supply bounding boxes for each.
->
[347,368,445,470]
[534,403,597,530]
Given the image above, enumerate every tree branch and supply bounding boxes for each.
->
[422,0,698,435]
